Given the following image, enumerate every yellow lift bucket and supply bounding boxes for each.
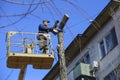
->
[7,53,54,69]
[6,31,54,69]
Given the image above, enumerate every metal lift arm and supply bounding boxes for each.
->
[19,65,27,80]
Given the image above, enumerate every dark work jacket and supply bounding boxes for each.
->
[38,24,51,33]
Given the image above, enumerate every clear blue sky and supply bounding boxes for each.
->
[0,0,110,80]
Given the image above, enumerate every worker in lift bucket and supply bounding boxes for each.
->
[37,19,58,53]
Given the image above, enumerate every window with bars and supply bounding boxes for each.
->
[104,71,117,80]
[104,64,120,80]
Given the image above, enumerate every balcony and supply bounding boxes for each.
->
[73,63,96,80]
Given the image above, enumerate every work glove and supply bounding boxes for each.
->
[52,28,58,35]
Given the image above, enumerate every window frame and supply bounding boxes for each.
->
[104,71,117,80]
[104,28,118,53]
[81,51,91,64]
[98,27,118,60]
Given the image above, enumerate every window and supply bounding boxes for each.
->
[104,71,117,80]
[85,54,90,64]
[105,28,118,52]
[99,40,106,58]
[114,64,120,80]
[99,28,118,59]
[104,64,120,80]
[81,52,90,64]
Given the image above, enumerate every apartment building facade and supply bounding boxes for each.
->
[43,1,120,80]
